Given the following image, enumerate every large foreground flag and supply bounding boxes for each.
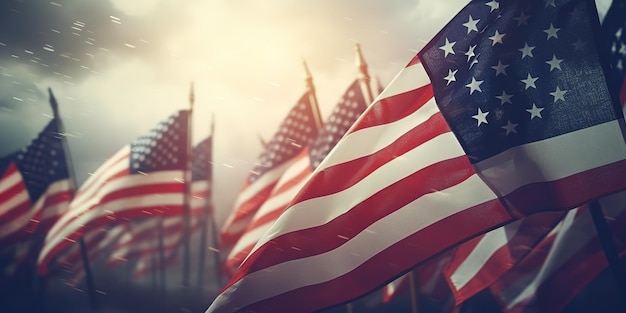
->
[0,118,72,244]
[38,110,189,275]
[220,67,322,247]
[206,1,626,312]
[224,77,372,273]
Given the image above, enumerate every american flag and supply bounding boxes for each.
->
[105,135,211,277]
[419,0,626,215]
[0,119,72,244]
[224,79,371,273]
[37,110,189,275]
[220,90,321,247]
[603,0,626,106]
[490,192,626,313]
[206,1,626,312]
[443,211,563,304]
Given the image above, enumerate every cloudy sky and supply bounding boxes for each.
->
[0,0,611,224]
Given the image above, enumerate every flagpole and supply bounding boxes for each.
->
[197,114,222,290]
[182,82,194,288]
[589,200,626,304]
[302,58,323,130]
[157,217,167,296]
[408,271,419,313]
[48,88,98,310]
[355,43,375,105]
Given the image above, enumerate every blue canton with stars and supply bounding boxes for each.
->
[249,92,320,183]
[309,80,368,168]
[419,0,620,163]
[0,120,69,201]
[130,110,189,174]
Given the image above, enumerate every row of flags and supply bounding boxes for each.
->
[209,0,626,312]
[3,0,626,312]
[0,84,215,302]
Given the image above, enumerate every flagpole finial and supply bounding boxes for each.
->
[302,58,315,93]
[48,87,60,117]
[355,43,370,80]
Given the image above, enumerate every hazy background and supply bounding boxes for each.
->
[0,0,478,225]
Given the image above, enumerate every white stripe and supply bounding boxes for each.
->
[69,151,129,213]
[322,97,439,169]
[0,189,29,217]
[252,176,307,224]
[0,168,22,193]
[232,161,295,209]
[252,130,464,253]
[273,154,310,188]
[475,120,626,196]
[228,223,272,265]
[211,174,498,312]
[450,220,521,290]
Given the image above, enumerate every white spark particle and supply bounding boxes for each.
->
[12,97,23,102]
[24,50,33,54]
[51,29,60,33]
[124,43,136,48]
[49,2,62,7]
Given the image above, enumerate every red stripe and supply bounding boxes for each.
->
[505,159,626,215]
[351,85,433,132]
[232,154,479,284]
[234,199,512,313]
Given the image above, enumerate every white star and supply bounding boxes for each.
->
[620,43,626,56]
[550,86,568,102]
[518,42,536,59]
[491,60,509,76]
[502,120,518,135]
[439,38,456,58]
[617,28,623,40]
[472,108,489,126]
[618,59,624,71]
[526,103,544,119]
[465,45,476,61]
[545,54,563,71]
[543,23,560,40]
[489,30,506,46]
[463,16,480,34]
[496,90,513,105]
[486,1,500,12]
[465,77,484,95]
[521,74,538,90]
[514,11,530,26]
[545,0,556,8]
[444,69,458,85]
